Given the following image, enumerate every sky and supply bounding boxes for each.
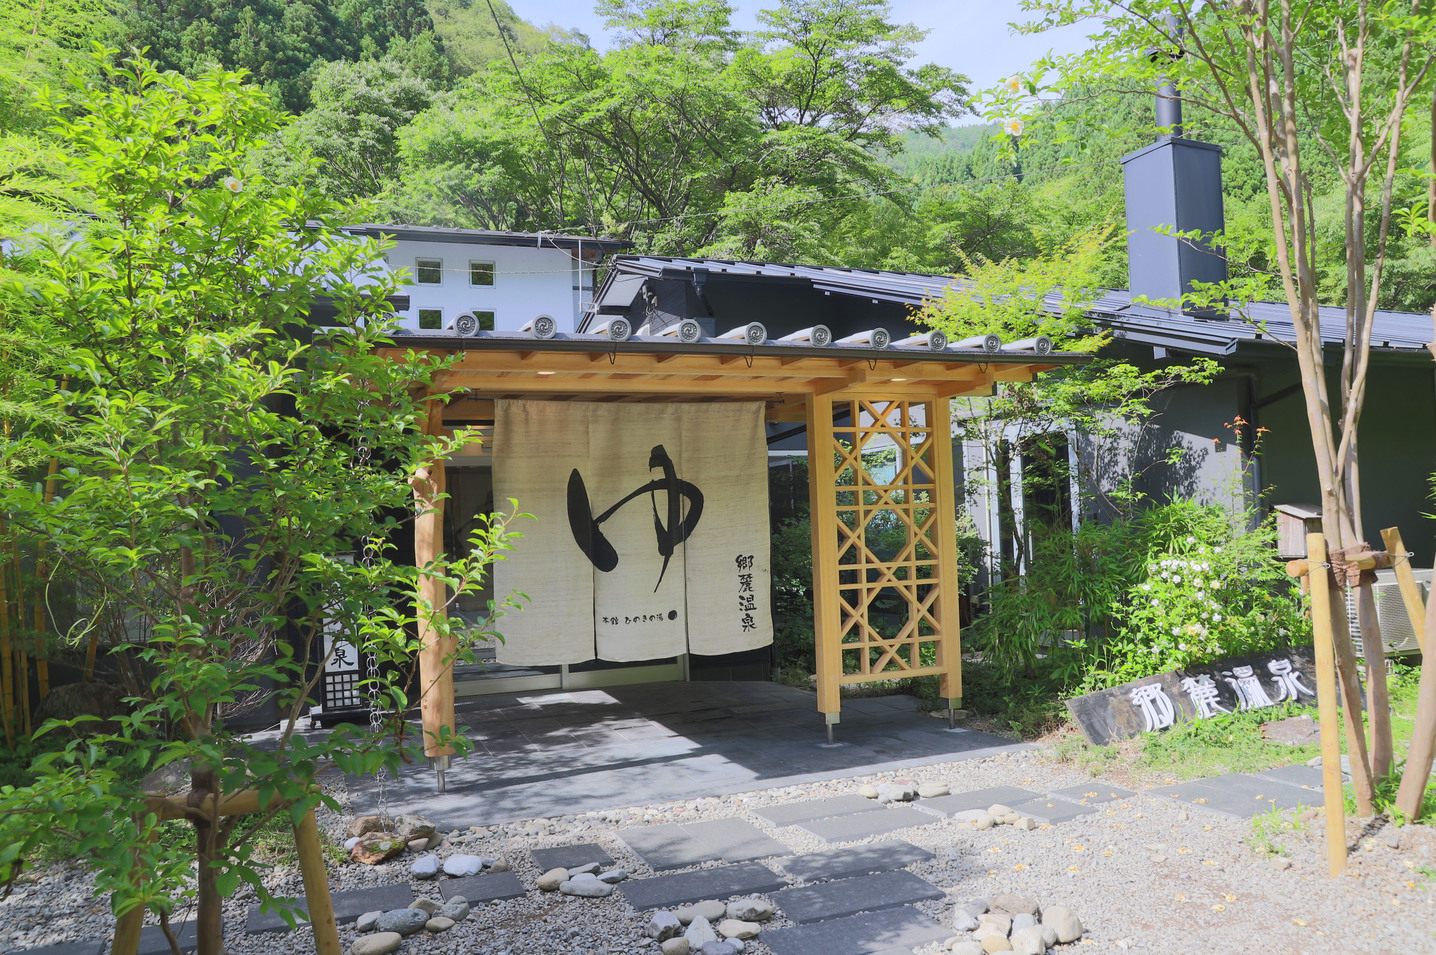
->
[510,1,1095,118]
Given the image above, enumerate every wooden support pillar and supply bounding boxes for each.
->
[927,396,963,712]
[805,393,842,726]
[1305,532,1348,875]
[294,808,342,955]
[411,398,455,759]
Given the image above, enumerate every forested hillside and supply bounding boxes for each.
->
[5,0,1435,310]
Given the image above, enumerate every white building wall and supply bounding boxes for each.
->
[379,239,597,333]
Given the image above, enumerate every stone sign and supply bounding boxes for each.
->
[1065,646,1322,746]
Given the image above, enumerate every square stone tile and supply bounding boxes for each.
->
[797,807,940,844]
[910,786,1042,819]
[1047,784,1136,804]
[773,870,944,923]
[137,923,197,955]
[1151,774,1319,819]
[245,883,416,933]
[761,904,951,955]
[616,862,788,910]
[780,840,934,884]
[1006,795,1098,825]
[620,818,789,871]
[17,942,104,955]
[440,870,526,902]
[751,795,887,827]
[1255,764,1325,792]
[530,843,616,872]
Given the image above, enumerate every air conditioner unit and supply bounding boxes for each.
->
[1347,567,1431,657]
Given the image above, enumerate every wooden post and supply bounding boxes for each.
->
[411,398,455,759]
[294,808,341,955]
[1396,567,1436,819]
[927,396,963,713]
[1379,527,1426,653]
[805,393,842,728]
[1304,532,1348,875]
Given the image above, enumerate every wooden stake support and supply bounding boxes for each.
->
[1302,531,1348,876]
[1379,527,1426,653]
[111,789,340,955]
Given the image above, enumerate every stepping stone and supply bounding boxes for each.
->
[751,795,887,827]
[439,870,525,903]
[137,923,197,955]
[530,843,615,871]
[773,870,944,923]
[910,786,1043,819]
[17,942,104,955]
[781,840,933,883]
[620,818,789,871]
[1048,784,1136,804]
[761,904,951,955]
[797,807,939,844]
[1155,773,1320,819]
[1255,764,1325,792]
[246,883,415,933]
[1006,795,1098,825]
[617,862,788,910]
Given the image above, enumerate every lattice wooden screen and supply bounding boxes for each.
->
[806,394,963,722]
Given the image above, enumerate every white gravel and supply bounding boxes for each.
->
[4,749,1434,954]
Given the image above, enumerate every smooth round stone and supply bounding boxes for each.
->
[953,909,980,932]
[406,838,428,853]
[726,898,775,922]
[982,935,1013,953]
[443,854,484,878]
[1011,913,1038,933]
[568,862,602,877]
[685,916,719,948]
[559,878,614,897]
[877,783,917,803]
[661,938,691,955]
[857,784,881,799]
[409,898,441,915]
[993,895,1040,917]
[675,905,698,925]
[955,900,990,918]
[374,909,429,936]
[700,943,738,955]
[1009,927,1045,955]
[999,813,1020,826]
[978,912,1011,936]
[537,867,568,891]
[439,898,470,922]
[489,858,510,872]
[693,900,728,922]
[988,804,1014,816]
[917,783,949,798]
[351,932,402,955]
[975,813,996,830]
[718,919,760,940]
[1043,905,1083,943]
[949,943,985,955]
[1015,817,1037,831]
[425,916,455,933]
[343,837,362,851]
[410,854,440,879]
[354,911,381,933]
[597,867,628,884]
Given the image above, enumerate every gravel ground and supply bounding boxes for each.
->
[5,747,1435,955]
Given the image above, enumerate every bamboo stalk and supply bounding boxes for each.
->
[1304,532,1348,875]
[294,808,341,955]
[1379,527,1426,653]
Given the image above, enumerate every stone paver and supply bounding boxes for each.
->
[797,807,940,843]
[17,941,104,955]
[616,861,788,910]
[1254,764,1325,791]
[773,870,944,923]
[761,904,951,955]
[137,923,197,955]
[1006,795,1098,825]
[530,843,615,871]
[1152,773,1319,819]
[438,870,525,903]
[750,795,886,827]
[620,817,789,870]
[910,786,1043,819]
[1048,784,1136,804]
[245,883,416,933]
[780,840,933,884]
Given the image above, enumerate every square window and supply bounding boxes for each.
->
[415,258,443,284]
[418,308,443,330]
[469,261,495,287]
[474,310,495,331]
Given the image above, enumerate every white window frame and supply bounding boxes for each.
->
[417,307,444,330]
[415,257,443,285]
[469,260,496,288]
[472,310,496,331]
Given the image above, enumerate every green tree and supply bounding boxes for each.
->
[0,54,516,953]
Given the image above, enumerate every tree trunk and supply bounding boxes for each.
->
[1330,599,1376,816]
[1355,579,1393,781]
[1395,582,1436,819]
[190,764,224,955]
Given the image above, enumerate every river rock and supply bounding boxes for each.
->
[597,867,628,884]
[1011,913,1037,933]
[661,939,691,955]
[718,919,760,940]
[685,916,719,949]
[346,815,390,839]
[393,813,436,842]
[1043,905,1083,943]
[443,854,484,877]
[537,867,568,891]
[409,898,441,915]
[977,912,1011,938]
[1009,927,1045,955]
[993,895,1040,917]
[955,899,990,918]
[489,858,510,872]
[726,898,775,922]
[1015,817,1037,831]
[981,935,1013,953]
[351,932,402,955]
[953,908,980,932]
[700,944,738,955]
[858,783,881,798]
[439,897,469,922]
[975,813,996,830]
[949,943,985,955]
[354,911,381,933]
[560,877,614,897]
[425,916,455,933]
[351,833,406,865]
[878,783,917,803]
[647,911,684,941]
[410,854,440,879]
[917,783,950,798]
[375,908,429,936]
[693,900,728,922]
[568,862,602,876]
